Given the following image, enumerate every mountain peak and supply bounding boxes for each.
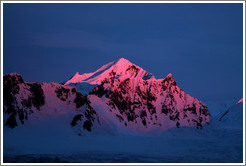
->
[65,58,155,85]
[163,73,177,86]
[113,58,132,69]
[5,73,24,84]
[166,73,173,78]
[116,57,130,63]
[9,72,21,76]
[165,73,175,81]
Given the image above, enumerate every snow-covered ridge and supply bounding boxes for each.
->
[3,58,211,135]
[65,58,155,85]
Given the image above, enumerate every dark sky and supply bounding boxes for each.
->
[3,3,243,102]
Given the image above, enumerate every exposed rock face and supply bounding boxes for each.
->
[3,73,45,128]
[89,72,210,131]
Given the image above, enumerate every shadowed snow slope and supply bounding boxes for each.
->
[217,98,243,128]
[204,100,235,117]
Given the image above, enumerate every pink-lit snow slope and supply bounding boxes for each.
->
[65,58,155,85]
[237,98,243,104]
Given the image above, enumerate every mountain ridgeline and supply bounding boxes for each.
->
[3,58,211,135]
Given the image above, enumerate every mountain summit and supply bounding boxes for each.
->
[65,58,155,86]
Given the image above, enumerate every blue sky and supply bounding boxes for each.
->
[3,3,243,102]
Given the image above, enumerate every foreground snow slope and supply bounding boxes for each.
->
[4,98,243,162]
[3,122,243,163]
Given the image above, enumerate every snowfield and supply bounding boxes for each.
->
[3,99,243,163]
[3,121,243,163]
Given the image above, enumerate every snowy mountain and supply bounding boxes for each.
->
[66,58,210,132]
[3,73,100,132]
[3,58,211,135]
[217,98,243,128]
